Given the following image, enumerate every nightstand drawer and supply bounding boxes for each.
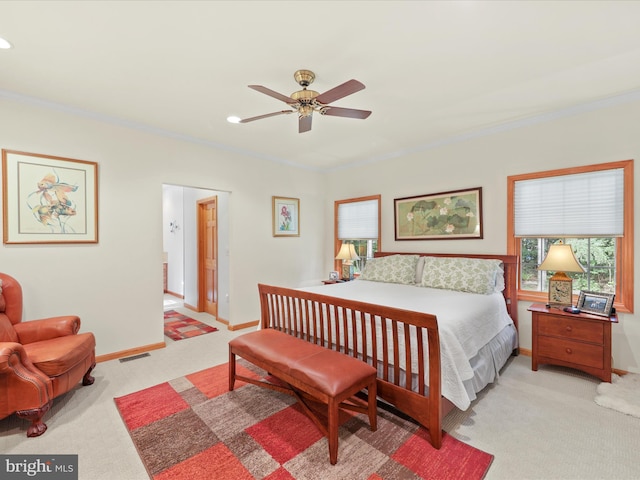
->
[538,316,604,344]
[537,336,604,369]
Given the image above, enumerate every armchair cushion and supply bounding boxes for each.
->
[23,332,95,378]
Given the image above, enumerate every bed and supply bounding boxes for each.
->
[257,252,519,449]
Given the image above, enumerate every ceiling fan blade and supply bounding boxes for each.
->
[315,79,365,105]
[299,115,312,133]
[248,85,296,105]
[321,106,372,119]
[239,110,294,123]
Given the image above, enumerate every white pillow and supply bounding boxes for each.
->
[360,254,420,285]
[421,257,503,295]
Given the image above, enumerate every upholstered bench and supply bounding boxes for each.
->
[229,328,377,465]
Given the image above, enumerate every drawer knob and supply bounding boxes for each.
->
[566,348,572,354]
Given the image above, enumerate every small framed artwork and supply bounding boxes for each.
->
[2,149,99,244]
[394,187,482,240]
[329,271,339,281]
[576,291,615,317]
[272,196,299,237]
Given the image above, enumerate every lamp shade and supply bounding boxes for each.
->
[335,243,359,263]
[538,243,585,273]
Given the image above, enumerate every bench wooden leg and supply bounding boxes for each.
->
[229,349,236,391]
[328,397,339,465]
[368,379,377,432]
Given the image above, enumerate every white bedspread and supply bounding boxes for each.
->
[299,279,514,410]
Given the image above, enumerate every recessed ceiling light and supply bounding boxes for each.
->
[0,37,12,49]
[227,116,241,124]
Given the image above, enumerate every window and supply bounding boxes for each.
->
[334,195,381,274]
[507,160,633,313]
[520,237,616,294]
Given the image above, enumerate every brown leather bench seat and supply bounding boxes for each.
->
[229,328,377,465]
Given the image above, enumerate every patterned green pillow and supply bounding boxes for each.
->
[421,257,502,294]
[360,255,420,285]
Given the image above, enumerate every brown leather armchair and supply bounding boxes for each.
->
[0,272,96,437]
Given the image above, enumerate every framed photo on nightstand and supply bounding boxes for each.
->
[577,291,615,317]
[329,271,339,281]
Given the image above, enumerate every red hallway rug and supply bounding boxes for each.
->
[163,310,218,341]
[114,362,494,479]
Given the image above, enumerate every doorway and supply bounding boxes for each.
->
[162,185,229,322]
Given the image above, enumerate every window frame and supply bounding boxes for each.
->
[507,160,634,313]
[334,195,381,273]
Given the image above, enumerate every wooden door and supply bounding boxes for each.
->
[198,196,218,317]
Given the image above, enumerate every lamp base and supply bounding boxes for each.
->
[342,263,354,281]
[548,272,573,308]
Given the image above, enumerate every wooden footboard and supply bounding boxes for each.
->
[257,283,444,449]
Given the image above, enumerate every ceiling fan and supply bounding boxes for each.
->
[238,69,372,133]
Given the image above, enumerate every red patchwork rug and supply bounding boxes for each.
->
[114,362,494,479]
[163,310,218,341]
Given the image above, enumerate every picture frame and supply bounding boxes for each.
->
[394,187,482,240]
[329,271,339,281]
[576,290,615,317]
[272,196,299,237]
[2,150,99,244]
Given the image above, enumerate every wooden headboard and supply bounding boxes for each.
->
[374,252,519,330]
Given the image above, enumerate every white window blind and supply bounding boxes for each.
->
[514,168,624,237]
[338,199,378,239]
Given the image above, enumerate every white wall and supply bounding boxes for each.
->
[325,98,640,374]
[162,184,185,296]
[0,97,324,356]
[215,191,230,321]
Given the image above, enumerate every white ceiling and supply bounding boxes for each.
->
[2,1,640,171]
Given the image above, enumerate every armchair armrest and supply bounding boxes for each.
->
[0,342,53,419]
[14,316,81,345]
[1,342,35,373]
[1,342,52,385]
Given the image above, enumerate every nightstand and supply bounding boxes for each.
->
[528,303,617,382]
[322,279,347,285]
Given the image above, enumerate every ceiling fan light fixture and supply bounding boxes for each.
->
[226,116,242,124]
[299,105,314,118]
[0,36,12,49]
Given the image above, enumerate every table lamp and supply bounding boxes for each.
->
[335,243,359,280]
[538,241,585,307]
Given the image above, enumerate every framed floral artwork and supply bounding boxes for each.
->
[394,187,482,240]
[272,196,299,237]
[2,149,99,244]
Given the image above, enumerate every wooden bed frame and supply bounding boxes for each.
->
[257,252,519,449]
